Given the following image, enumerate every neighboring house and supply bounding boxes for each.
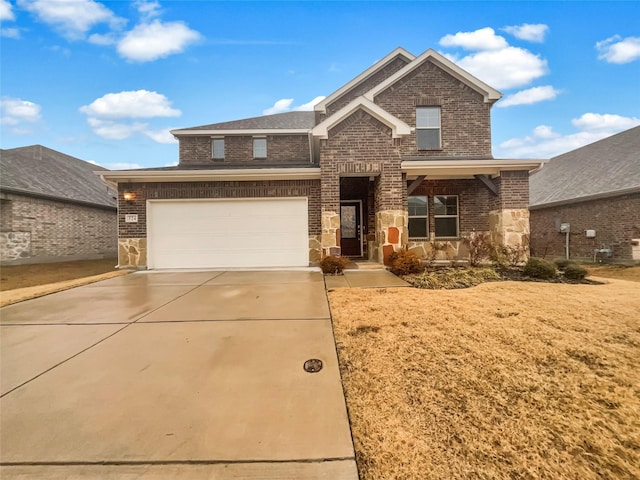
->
[529,126,640,264]
[0,145,117,265]
[99,47,544,270]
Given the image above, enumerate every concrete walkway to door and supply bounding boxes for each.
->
[0,270,358,479]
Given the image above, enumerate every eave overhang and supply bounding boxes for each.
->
[171,128,310,136]
[529,186,640,210]
[402,159,546,179]
[97,167,322,184]
[312,97,411,139]
[365,48,503,104]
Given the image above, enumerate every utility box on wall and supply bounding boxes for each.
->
[560,223,570,233]
[586,230,596,238]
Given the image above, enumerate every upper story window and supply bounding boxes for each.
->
[434,195,458,238]
[212,138,224,160]
[253,137,267,158]
[408,196,428,239]
[416,106,441,150]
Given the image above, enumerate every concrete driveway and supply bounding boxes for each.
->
[0,270,358,479]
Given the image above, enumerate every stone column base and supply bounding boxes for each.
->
[118,238,147,268]
[321,211,341,257]
[376,210,407,264]
[489,208,530,252]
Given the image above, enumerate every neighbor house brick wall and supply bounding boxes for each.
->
[320,109,404,214]
[530,192,640,263]
[118,180,321,238]
[178,135,311,166]
[323,56,412,118]
[0,192,117,265]
[410,178,492,236]
[374,59,493,158]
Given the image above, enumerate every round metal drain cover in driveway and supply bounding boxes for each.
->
[304,359,323,373]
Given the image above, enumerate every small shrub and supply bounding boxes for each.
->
[462,232,492,267]
[554,258,573,271]
[320,255,349,275]
[564,263,588,281]
[406,267,500,289]
[388,249,423,276]
[523,257,557,280]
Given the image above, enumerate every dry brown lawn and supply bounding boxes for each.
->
[329,279,640,479]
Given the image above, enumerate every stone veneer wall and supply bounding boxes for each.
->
[529,192,640,263]
[489,171,530,251]
[0,192,117,265]
[117,180,321,268]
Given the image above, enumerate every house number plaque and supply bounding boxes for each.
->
[124,214,138,223]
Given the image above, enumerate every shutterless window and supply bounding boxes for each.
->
[212,138,224,160]
[253,137,267,158]
[416,107,441,150]
[434,195,458,238]
[408,196,428,239]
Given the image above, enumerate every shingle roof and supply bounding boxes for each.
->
[0,145,117,209]
[173,111,316,131]
[529,126,640,207]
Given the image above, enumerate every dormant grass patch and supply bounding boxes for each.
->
[329,279,640,479]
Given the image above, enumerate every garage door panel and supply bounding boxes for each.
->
[147,199,308,269]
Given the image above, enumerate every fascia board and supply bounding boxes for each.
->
[314,47,415,114]
[312,97,411,139]
[365,48,503,104]
[171,129,310,136]
[97,168,322,183]
[402,159,546,177]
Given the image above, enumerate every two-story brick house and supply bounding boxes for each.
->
[100,48,544,269]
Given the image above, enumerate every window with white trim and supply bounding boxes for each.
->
[212,138,224,160]
[253,137,267,158]
[434,195,458,238]
[408,196,428,239]
[416,107,441,150]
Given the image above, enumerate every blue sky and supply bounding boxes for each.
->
[1,0,639,169]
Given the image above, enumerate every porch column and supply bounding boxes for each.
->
[320,152,341,257]
[489,170,530,254]
[374,169,407,264]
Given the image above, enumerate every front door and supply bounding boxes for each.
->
[340,201,362,257]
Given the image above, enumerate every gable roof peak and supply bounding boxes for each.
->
[365,48,503,104]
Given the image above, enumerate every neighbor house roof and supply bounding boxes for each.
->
[529,126,640,209]
[0,145,117,209]
[171,111,316,135]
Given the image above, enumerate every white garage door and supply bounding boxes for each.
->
[147,198,309,269]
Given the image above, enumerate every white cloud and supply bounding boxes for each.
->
[86,117,147,140]
[134,0,161,20]
[1,27,20,38]
[144,128,177,144]
[0,97,42,125]
[263,98,293,115]
[79,90,181,119]
[17,0,125,39]
[293,96,326,111]
[456,46,548,90]
[596,35,640,64]
[0,0,15,20]
[102,161,144,170]
[496,113,640,158]
[503,24,548,43]
[263,96,326,115]
[88,32,117,45]
[497,85,560,107]
[117,19,201,62]
[440,27,508,51]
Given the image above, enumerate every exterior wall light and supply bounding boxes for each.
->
[123,192,135,202]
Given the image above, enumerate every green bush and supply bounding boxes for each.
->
[388,249,423,276]
[320,255,349,275]
[523,257,557,280]
[554,258,573,271]
[564,263,588,281]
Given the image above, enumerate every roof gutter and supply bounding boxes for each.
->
[97,167,322,184]
[0,186,117,211]
[171,128,311,136]
[402,159,547,178]
[529,186,640,210]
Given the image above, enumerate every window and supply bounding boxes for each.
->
[434,195,458,238]
[212,138,224,160]
[408,196,428,239]
[416,107,441,150]
[253,137,267,158]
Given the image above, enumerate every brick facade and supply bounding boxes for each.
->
[0,192,117,265]
[179,135,311,166]
[530,193,640,263]
[375,59,492,158]
[118,180,321,239]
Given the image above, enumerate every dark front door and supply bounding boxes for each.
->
[340,201,362,257]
